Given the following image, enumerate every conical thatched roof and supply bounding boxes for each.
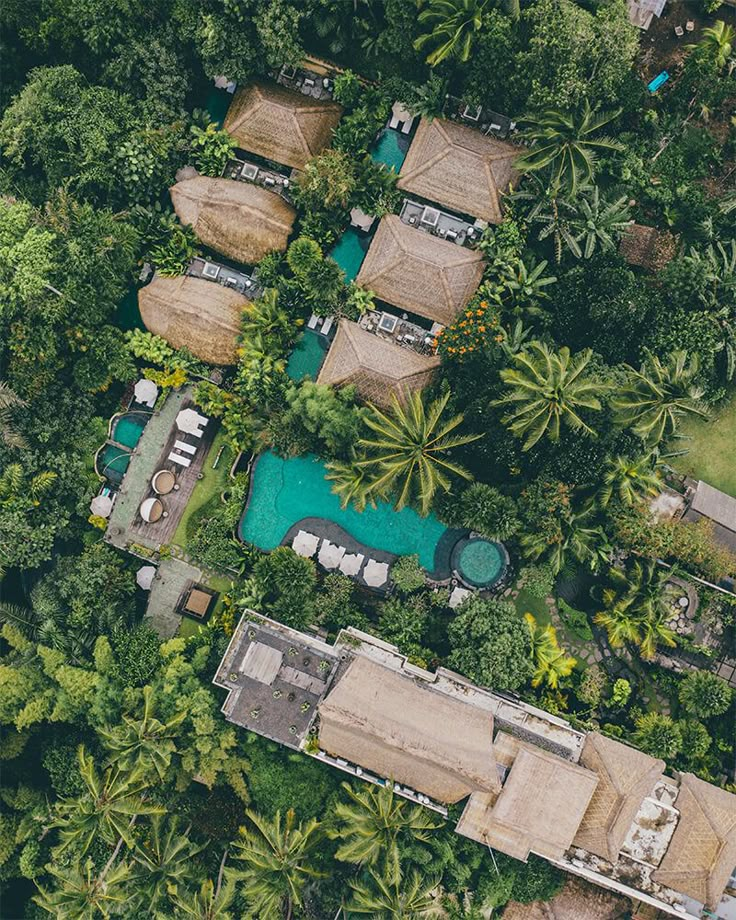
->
[316,320,439,408]
[653,773,736,909]
[170,176,296,266]
[356,216,485,326]
[397,118,519,224]
[138,275,249,365]
[318,655,500,804]
[224,80,343,170]
[573,732,665,863]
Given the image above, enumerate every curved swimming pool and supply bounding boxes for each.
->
[239,451,449,572]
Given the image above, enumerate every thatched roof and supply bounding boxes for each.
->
[619,223,678,272]
[397,118,519,224]
[356,216,485,326]
[317,655,500,804]
[456,736,599,861]
[224,80,343,170]
[138,275,249,365]
[653,773,736,909]
[170,176,295,265]
[316,320,439,408]
[573,732,664,863]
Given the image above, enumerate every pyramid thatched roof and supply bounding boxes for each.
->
[573,732,664,863]
[619,223,678,272]
[317,655,500,804]
[653,773,736,909]
[397,118,519,224]
[224,80,343,170]
[356,216,485,326]
[316,320,439,408]
[170,176,295,265]
[456,736,599,861]
[138,275,249,365]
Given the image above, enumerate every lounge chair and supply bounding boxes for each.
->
[307,313,319,329]
[400,116,414,134]
[389,114,400,129]
[321,316,334,335]
[189,428,203,439]
[168,452,191,468]
[174,439,196,455]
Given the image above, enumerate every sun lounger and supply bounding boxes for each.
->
[168,452,191,468]
[308,313,319,329]
[189,428,203,438]
[174,439,196,455]
[321,316,334,335]
[389,114,400,129]
[401,116,414,134]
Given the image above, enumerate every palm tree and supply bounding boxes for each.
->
[597,453,663,508]
[520,503,609,575]
[346,867,441,918]
[130,815,204,913]
[494,342,606,450]
[0,381,27,450]
[232,808,324,920]
[0,463,57,507]
[53,747,162,856]
[497,255,557,321]
[688,20,734,71]
[594,560,677,660]
[516,102,623,196]
[166,874,237,920]
[99,685,186,781]
[240,288,292,347]
[325,459,376,512]
[357,390,482,515]
[524,614,577,689]
[34,859,132,919]
[568,186,631,259]
[612,350,708,444]
[414,0,488,67]
[329,782,442,884]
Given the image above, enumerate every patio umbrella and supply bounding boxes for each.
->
[176,408,207,434]
[318,541,346,570]
[363,559,389,588]
[136,565,157,591]
[89,494,113,518]
[292,530,319,558]
[133,378,158,407]
[449,586,471,610]
[339,553,364,576]
[140,497,163,523]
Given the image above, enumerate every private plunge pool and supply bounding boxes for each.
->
[239,451,455,574]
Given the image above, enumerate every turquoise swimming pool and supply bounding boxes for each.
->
[371,128,409,172]
[240,451,449,571]
[97,444,131,484]
[286,330,328,382]
[112,413,147,449]
[330,227,369,281]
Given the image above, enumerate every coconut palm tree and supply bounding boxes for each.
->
[414,0,489,66]
[329,782,442,884]
[594,560,677,660]
[0,463,57,507]
[494,342,607,450]
[524,614,576,689]
[612,350,708,444]
[325,459,376,512]
[497,255,557,321]
[596,453,663,508]
[99,686,186,781]
[240,288,292,346]
[520,503,609,575]
[357,390,481,515]
[130,815,204,913]
[53,747,163,856]
[34,858,132,919]
[232,808,324,920]
[688,20,735,71]
[0,381,27,450]
[515,102,623,196]
[346,867,441,918]
[166,874,237,920]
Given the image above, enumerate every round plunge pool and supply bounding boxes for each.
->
[452,536,509,589]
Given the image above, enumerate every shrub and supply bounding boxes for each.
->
[577,665,608,708]
[391,555,426,594]
[557,600,593,641]
[678,670,733,719]
[633,712,682,760]
[519,563,556,599]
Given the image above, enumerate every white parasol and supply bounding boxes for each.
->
[292,530,319,558]
[363,559,389,587]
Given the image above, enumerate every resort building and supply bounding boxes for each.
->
[682,480,736,555]
[356,214,486,327]
[170,175,296,266]
[223,79,343,171]
[397,117,519,224]
[316,319,440,408]
[138,273,249,365]
[215,613,736,920]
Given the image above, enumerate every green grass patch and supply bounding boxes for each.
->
[672,392,736,497]
[178,616,205,639]
[557,600,594,642]
[172,430,233,550]
[514,589,553,626]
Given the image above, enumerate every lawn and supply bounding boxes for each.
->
[671,392,736,497]
[172,429,233,549]
[514,589,553,626]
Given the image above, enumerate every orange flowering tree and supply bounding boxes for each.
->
[435,294,504,361]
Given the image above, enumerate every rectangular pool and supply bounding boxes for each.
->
[239,451,448,572]
[370,128,409,172]
[286,330,328,382]
[330,227,369,281]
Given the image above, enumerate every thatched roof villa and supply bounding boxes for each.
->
[224,80,343,170]
[138,274,249,365]
[356,215,485,327]
[316,320,440,408]
[397,117,519,224]
[170,176,296,266]
[619,223,678,272]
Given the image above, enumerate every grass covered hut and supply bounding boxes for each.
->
[138,274,249,365]
[170,176,296,265]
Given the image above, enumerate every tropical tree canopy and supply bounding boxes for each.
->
[414,0,489,66]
